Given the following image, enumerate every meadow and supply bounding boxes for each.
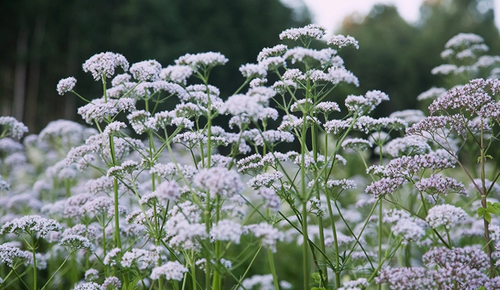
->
[1,24,500,290]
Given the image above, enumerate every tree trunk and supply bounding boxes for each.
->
[12,26,29,123]
[25,12,47,132]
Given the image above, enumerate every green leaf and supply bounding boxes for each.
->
[477,207,486,217]
[476,286,486,290]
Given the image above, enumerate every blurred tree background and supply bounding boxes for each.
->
[1,0,499,133]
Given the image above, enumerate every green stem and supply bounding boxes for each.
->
[267,249,280,290]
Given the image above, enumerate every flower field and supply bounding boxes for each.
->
[1,24,500,290]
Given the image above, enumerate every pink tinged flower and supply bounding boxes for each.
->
[121,248,159,270]
[59,234,94,251]
[73,282,102,290]
[0,117,28,140]
[160,65,194,84]
[175,51,228,69]
[244,223,284,253]
[210,220,243,244]
[56,77,77,95]
[0,215,61,238]
[445,33,484,50]
[193,167,243,198]
[153,180,181,202]
[425,204,467,230]
[257,44,288,62]
[279,24,326,41]
[129,59,161,81]
[257,187,281,212]
[365,177,407,198]
[77,98,136,124]
[151,261,188,281]
[239,63,267,78]
[327,34,359,49]
[415,174,466,196]
[111,73,132,86]
[82,52,129,80]
[417,87,447,101]
[102,277,121,290]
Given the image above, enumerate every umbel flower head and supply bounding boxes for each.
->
[82,52,129,80]
[0,215,61,238]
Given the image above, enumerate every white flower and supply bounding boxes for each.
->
[279,24,326,41]
[129,59,161,81]
[82,52,129,80]
[210,220,243,244]
[175,51,228,69]
[56,77,77,95]
[0,117,28,139]
[193,168,243,198]
[150,261,188,281]
[426,204,468,229]
[160,65,194,84]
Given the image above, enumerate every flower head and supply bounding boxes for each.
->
[57,77,77,95]
[82,52,129,80]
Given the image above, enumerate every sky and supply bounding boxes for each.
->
[288,0,500,33]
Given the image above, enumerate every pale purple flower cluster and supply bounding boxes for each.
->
[327,34,359,49]
[56,76,77,95]
[279,24,326,41]
[129,59,161,81]
[175,51,228,69]
[82,52,129,80]
[0,116,29,139]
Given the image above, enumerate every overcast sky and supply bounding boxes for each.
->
[289,0,500,33]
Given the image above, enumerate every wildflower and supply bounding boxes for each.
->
[82,52,129,80]
[326,179,357,190]
[0,244,31,267]
[56,77,77,95]
[249,78,267,87]
[257,187,281,212]
[259,56,286,71]
[324,119,351,135]
[366,177,407,198]
[175,51,228,70]
[247,172,284,189]
[149,162,177,178]
[283,47,336,65]
[84,269,99,281]
[314,101,341,114]
[239,63,267,78]
[86,176,114,195]
[193,167,243,198]
[102,277,121,290]
[415,174,467,196]
[210,220,243,244]
[221,94,267,120]
[377,267,436,290]
[425,204,467,230]
[73,282,102,290]
[444,33,484,50]
[338,278,368,290]
[153,180,181,202]
[129,59,161,81]
[111,73,132,86]
[384,209,426,245]
[279,24,326,41]
[160,65,194,84]
[345,90,389,114]
[121,248,159,270]
[0,215,61,238]
[257,44,287,62]
[342,138,372,151]
[165,202,207,251]
[60,235,94,251]
[417,87,447,101]
[103,248,121,266]
[77,98,136,124]
[0,117,28,139]
[328,67,359,86]
[384,136,430,157]
[244,223,284,252]
[150,261,188,281]
[327,34,359,49]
